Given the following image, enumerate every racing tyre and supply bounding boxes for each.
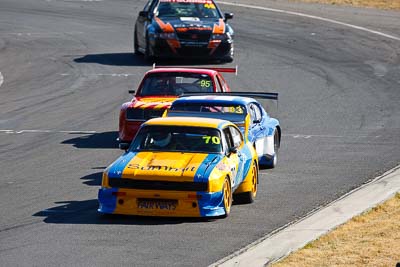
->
[144,35,154,62]
[222,45,234,62]
[233,161,258,204]
[222,177,232,217]
[266,129,280,169]
[134,30,142,55]
[222,55,233,63]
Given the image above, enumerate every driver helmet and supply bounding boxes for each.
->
[152,132,172,148]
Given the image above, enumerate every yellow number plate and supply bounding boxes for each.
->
[137,199,177,211]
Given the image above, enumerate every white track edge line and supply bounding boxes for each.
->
[0,72,4,88]
[217,1,400,41]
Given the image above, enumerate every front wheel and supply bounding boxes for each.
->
[233,162,258,204]
[144,36,154,62]
[134,30,142,55]
[222,177,232,217]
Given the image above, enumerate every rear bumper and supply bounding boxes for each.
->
[98,187,225,217]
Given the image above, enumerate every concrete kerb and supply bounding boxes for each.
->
[211,165,400,267]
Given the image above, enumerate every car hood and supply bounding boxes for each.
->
[108,151,223,182]
[128,97,177,110]
[154,17,225,34]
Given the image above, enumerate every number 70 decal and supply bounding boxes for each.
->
[202,136,221,144]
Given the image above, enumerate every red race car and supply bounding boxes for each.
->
[119,66,236,143]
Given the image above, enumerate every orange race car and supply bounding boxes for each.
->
[118,66,235,143]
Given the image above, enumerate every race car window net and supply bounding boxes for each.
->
[139,73,213,96]
[156,1,220,19]
[130,126,223,153]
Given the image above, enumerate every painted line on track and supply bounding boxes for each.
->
[283,133,380,139]
[3,32,84,36]
[60,73,134,77]
[0,129,380,140]
[218,1,400,42]
[0,72,3,88]
[0,129,96,134]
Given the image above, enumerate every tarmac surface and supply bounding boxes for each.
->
[0,0,399,266]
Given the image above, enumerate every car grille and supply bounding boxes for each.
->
[109,179,208,191]
[177,32,211,42]
[126,108,165,120]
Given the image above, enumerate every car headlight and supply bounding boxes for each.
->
[211,33,230,41]
[155,32,177,39]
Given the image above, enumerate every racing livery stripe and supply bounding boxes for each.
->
[99,152,138,213]
[212,19,225,34]
[121,152,209,182]
[108,152,139,179]
[194,154,223,183]
[133,102,145,108]
[154,103,170,109]
[155,17,175,33]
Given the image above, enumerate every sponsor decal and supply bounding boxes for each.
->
[216,162,228,171]
[176,27,212,32]
[127,163,197,172]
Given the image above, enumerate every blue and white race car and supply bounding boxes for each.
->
[165,93,281,168]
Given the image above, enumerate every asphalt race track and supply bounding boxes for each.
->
[0,0,399,266]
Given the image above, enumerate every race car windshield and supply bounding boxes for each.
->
[169,103,247,122]
[130,125,223,153]
[156,1,220,19]
[139,73,214,96]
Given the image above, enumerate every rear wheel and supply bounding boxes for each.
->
[144,35,154,62]
[266,129,280,169]
[222,177,232,217]
[233,162,258,204]
[134,30,141,55]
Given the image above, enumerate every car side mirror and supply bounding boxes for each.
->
[253,119,261,124]
[128,90,135,94]
[119,142,130,151]
[139,11,149,18]
[229,146,238,154]
[224,13,234,21]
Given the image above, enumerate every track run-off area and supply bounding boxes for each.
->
[0,0,399,266]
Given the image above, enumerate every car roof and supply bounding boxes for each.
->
[173,95,256,105]
[144,116,231,129]
[145,68,218,76]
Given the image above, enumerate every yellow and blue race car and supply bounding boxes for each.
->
[98,117,258,218]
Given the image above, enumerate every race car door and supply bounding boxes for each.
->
[248,102,265,158]
[223,126,246,188]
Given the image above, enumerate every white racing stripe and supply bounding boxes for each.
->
[218,1,400,42]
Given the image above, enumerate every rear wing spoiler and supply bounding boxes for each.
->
[152,63,238,75]
[179,91,278,100]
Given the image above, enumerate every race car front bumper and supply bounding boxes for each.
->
[98,187,226,217]
[149,38,233,60]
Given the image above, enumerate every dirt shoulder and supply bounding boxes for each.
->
[272,193,400,266]
[291,0,400,10]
